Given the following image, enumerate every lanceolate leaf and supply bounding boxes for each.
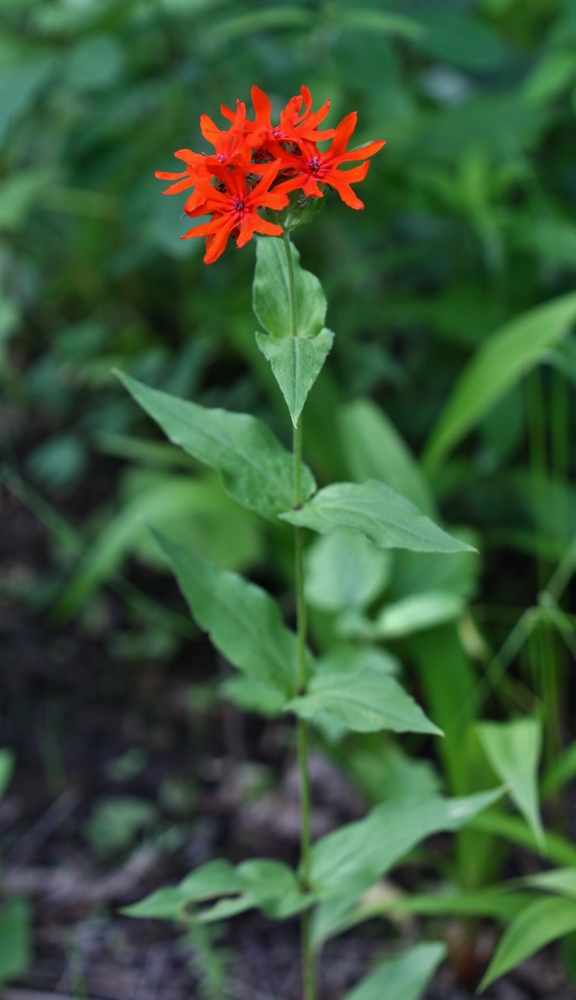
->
[312,788,504,945]
[255,328,334,426]
[253,236,326,340]
[339,399,435,516]
[305,530,391,612]
[281,481,475,554]
[477,718,544,849]
[311,788,503,898]
[344,942,446,1000]
[153,531,299,698]
[288,665,442,736]
[424,291,576,471]
[479,896,576,992]
[124,857,312,924]
[116,371,315,521]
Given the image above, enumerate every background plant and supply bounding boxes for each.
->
[3,0,576,995]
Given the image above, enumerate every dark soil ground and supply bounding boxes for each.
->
[2,484,576,1000]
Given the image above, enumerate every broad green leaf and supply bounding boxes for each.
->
[413,10,507,71]
[198,859,312,922]
[477,718,544,848]
[288,663,442,736]
[56,472,261,618]
[334,8,424,40]
[362,887,530,922]
[281,481,475,554]
[469,812,576,866]
[0,170,54,231]
[339,399,435,516]
[256,328,334,426]
[345,944,446,1000]
[124,859,243,920]
[311,788,503,898]
[116,371,315,520]
[153,531,300,698]
[345,942,446,1000]
[0,898,31,984]
[127,856,312,924]
[312,788,503,944]
[346,744,441,805]
[305,530,391,612]
[373,591,465,638]
[393,542,479,602]
[524,868,576,901]
[424,292,576,470]
[315,645,400,678]
[253,236,326,340]
[204,7,314,45]
[0,749,15,801]
[0,57,55,141]
[479,896,576,991]
[220,675,287,717]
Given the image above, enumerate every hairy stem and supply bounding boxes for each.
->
[285,232,315,1000]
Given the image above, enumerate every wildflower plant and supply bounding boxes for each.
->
[120,87,503,999]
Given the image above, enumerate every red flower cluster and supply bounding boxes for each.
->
[156,86,385,264]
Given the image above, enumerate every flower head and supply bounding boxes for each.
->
[155,87,384,263]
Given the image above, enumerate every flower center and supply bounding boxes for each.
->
[216,153,227,163]
[309,155,322,173]
[234,200,245,211]
[271,127,287,140]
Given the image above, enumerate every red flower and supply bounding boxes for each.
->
[183,161,289,264]
[222,85,335,150]
[274,113,385,209]
[155,86,384,262]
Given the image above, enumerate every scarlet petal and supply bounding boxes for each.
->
[155,170,188,180]
[326,174,364,209]
[334,139,386,164]
[236,217,257,249]
[161,176,196,195]
[328,111,358,158]
[252,217,284,237]
[204,221,235,263]
[251,85,272,124]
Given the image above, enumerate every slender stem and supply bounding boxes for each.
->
[285,232,315,1000]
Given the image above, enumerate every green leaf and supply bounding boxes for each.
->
[333,8,424,40]
[373,591,465,639]
[281,481,475,554]
[220,675,288,717]
[339,399,435,516]
[312,788,504,945]
[116,371,315,521]
[424,292,576,471]
[479,896,576,991]
[0,57,55,141]
[153,531,299,698]
[288,660,442,736]
[56,472,261,618]
[255,329,334,426]
[198,859,311,922]
[311,788,503,898]
[344,942,446,1000]
[524,868,576,901]
[124,859,242,920]
[470,811,576,867]
[0,898,31,984]
[125,858,311,924]
[0,749,15,801]
[305,530,391,612]
[477,718,544,849]
[253,236,326,340]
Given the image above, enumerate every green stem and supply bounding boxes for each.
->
[285,232,315,1000]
